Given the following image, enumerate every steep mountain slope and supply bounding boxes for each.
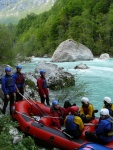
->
[0,0,56,24]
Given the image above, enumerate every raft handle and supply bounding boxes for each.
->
[49,136,54,142]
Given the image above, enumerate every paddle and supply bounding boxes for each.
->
[24,92,49,116]
[56,128,73,139]
[62,131,73,139]
[18,92,46,116]
[41,116,62,119]
[84,123,97,126]
[18,92,65,120]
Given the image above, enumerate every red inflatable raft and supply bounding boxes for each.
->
[11,100,113,150]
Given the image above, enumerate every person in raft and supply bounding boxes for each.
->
[103,97,113,117]
[85,108,113,144]
[63,106,84,138]
[1,67,16,115]
[50,100,67,129]
[37,70,50,106]
[80,97,95,123]
[13,65,25,102]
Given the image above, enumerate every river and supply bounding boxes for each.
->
[21,57,113,116]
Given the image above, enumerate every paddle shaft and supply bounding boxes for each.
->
[84,123,98,126]
[25,92,48,116]
[18,92,45,116]
[56,128,73,138]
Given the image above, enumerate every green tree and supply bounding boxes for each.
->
[0,24,15,65]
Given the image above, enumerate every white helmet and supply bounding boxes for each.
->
[100,108,109,116]
[81,97,89,104]
[104,97,111,104]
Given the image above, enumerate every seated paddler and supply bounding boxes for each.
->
[80,97,95,123]
[85,108,113,144]
[50,100,67,129]
[63,106,84,138]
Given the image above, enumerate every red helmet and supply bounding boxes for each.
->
[69,106,79,115]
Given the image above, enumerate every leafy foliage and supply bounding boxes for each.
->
[0,23,18,66]
[0,114,38,150]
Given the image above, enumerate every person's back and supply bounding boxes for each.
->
[80,97,94,123]
[103,97,113,117]
[50,100,66,129]
[85,108,113,144]
[64,106,84,138]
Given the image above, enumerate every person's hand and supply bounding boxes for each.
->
[6,94,10,99]
[17,88,19,93]
[43,94,46,98]
[14,93,16,97]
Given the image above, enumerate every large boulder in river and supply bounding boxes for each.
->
[34,62,75,90]
[99,53,110,60]
[51,39,93,62]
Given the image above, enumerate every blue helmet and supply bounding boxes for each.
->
[40,70,46,74]
[16,65,22,69]
[52,100,58,106]
[5,67,11,72]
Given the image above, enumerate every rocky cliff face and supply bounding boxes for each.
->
[0,0,56,10]
[0,0,56,24]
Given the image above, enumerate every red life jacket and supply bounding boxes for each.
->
[16,73,24,84]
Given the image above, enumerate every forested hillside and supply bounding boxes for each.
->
[1,0,113,64]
